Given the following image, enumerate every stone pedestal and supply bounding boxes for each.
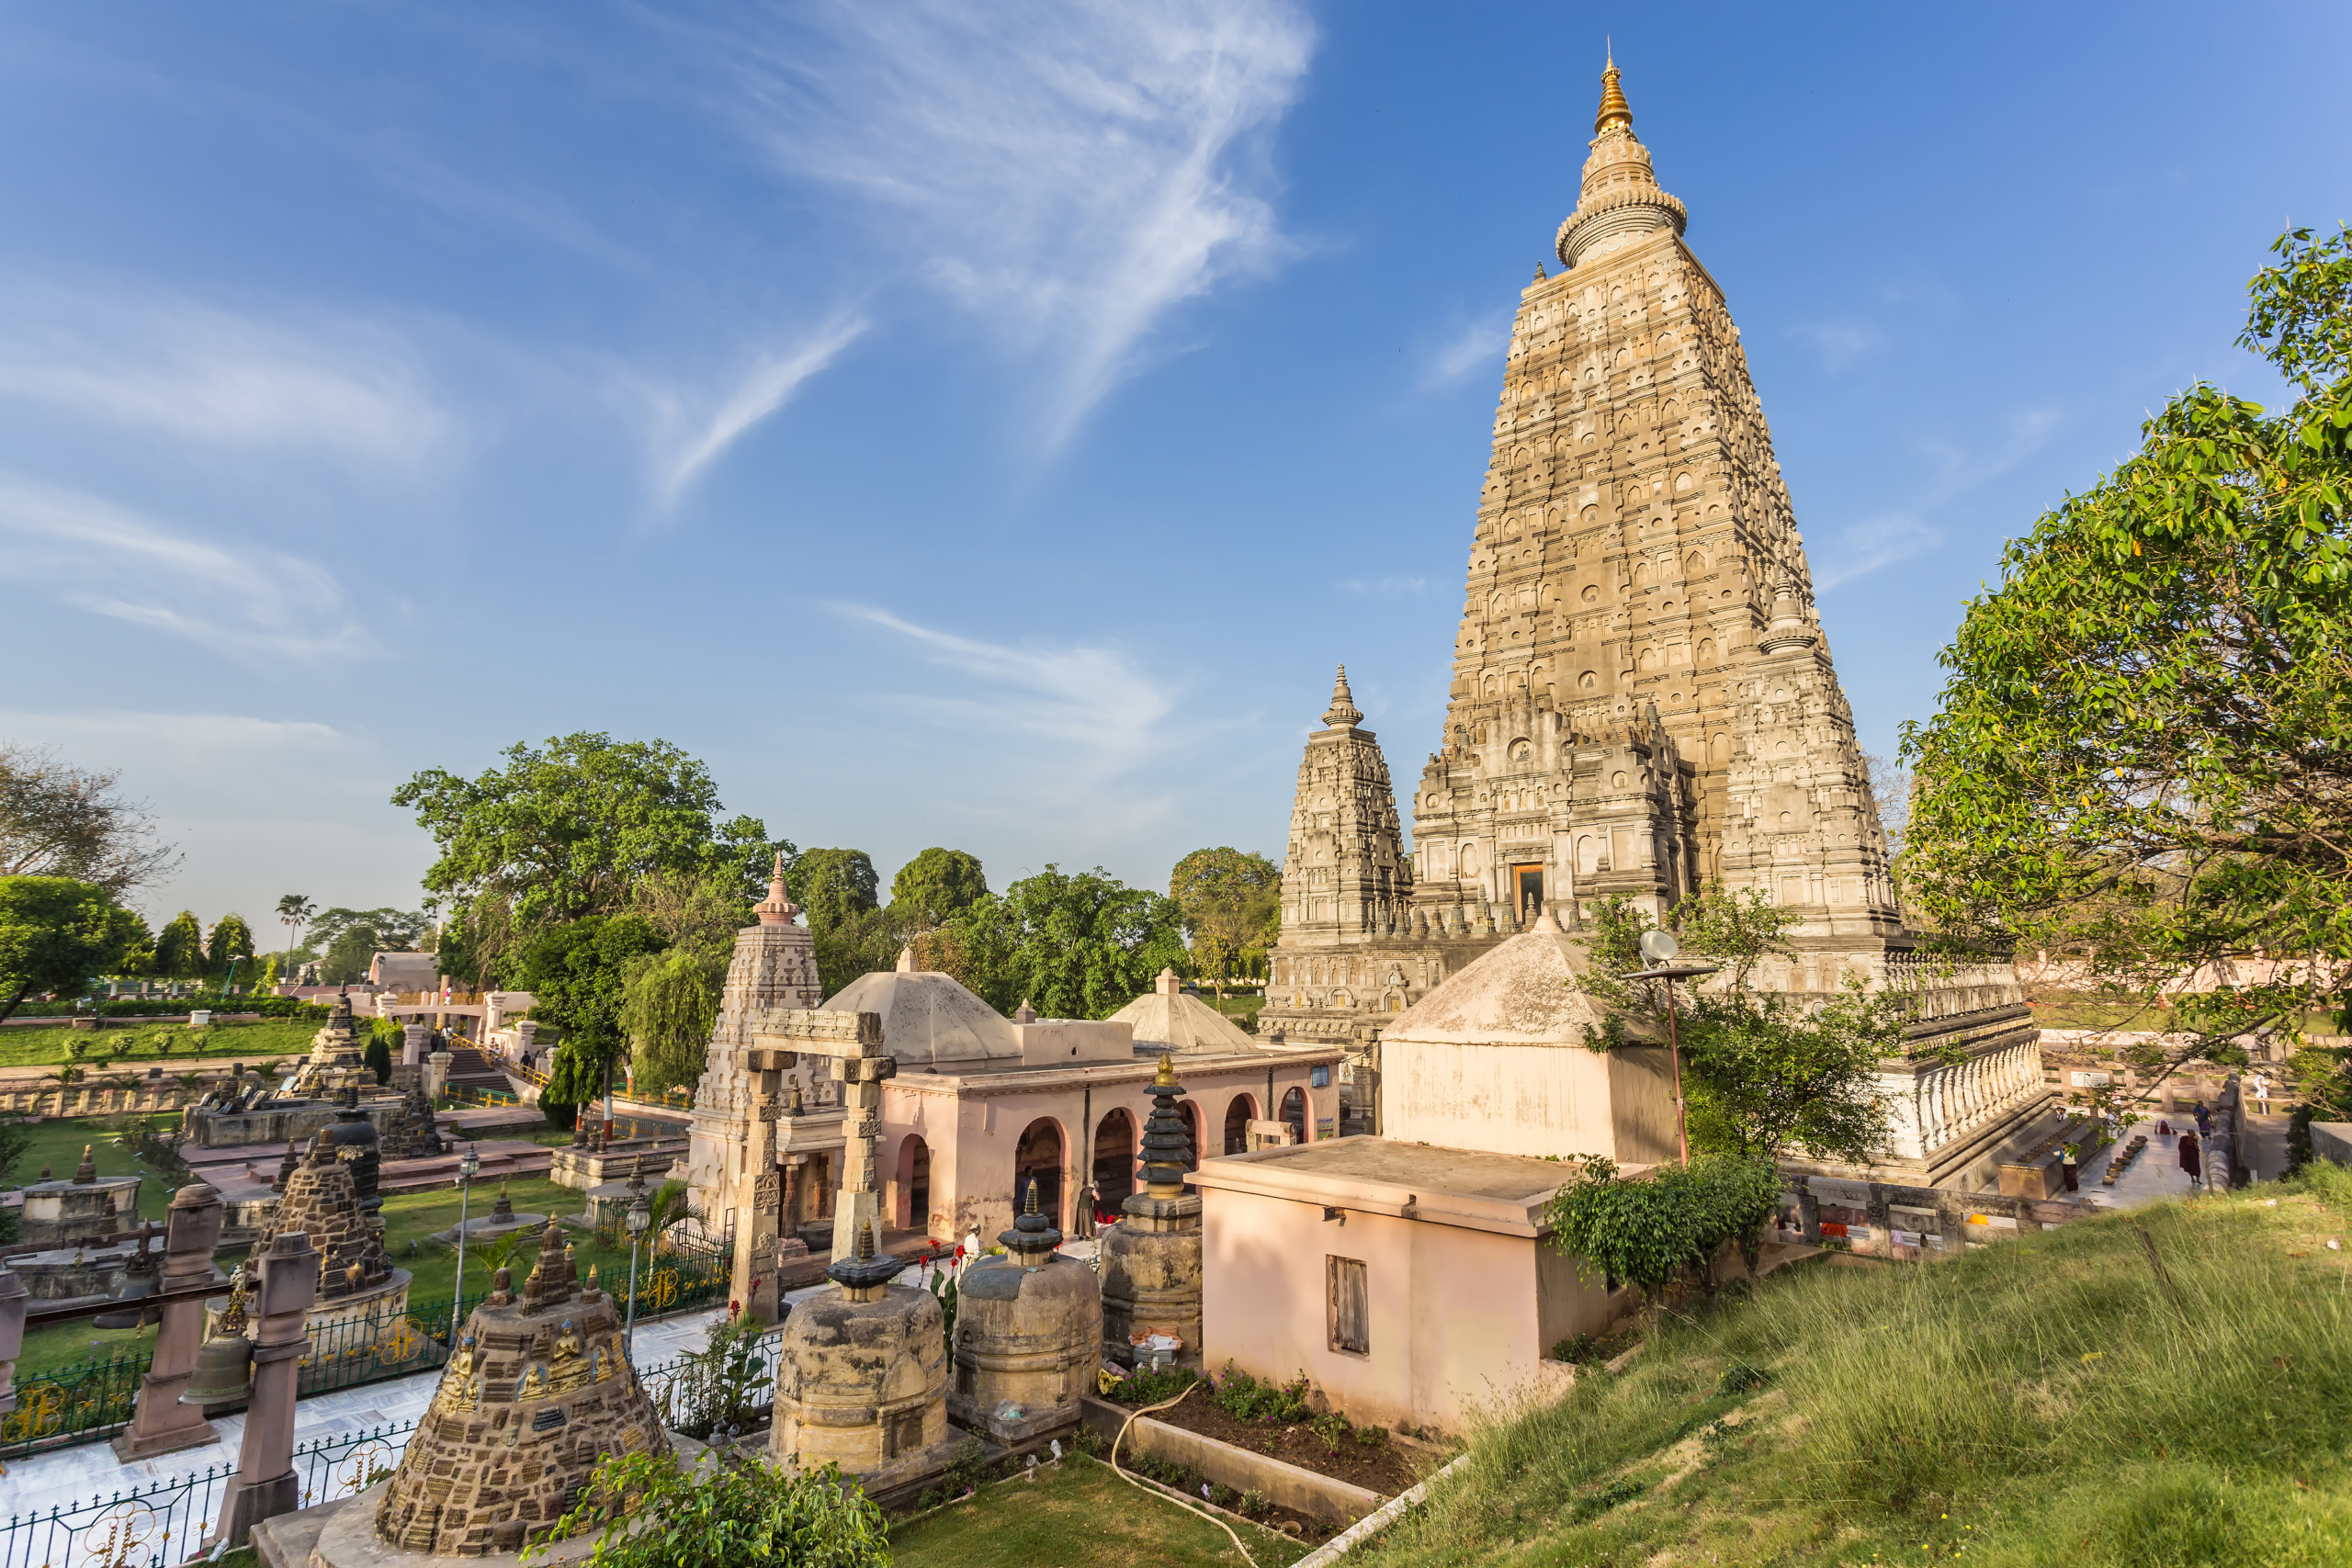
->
[17,1152,140,1247]
[401,1024,429,1067]
[114,1182,228,1461]
[951,1186,1100,1442]
[424,1052,453,1102]
[772,1224,956,1487]
[215,1230,319,1547]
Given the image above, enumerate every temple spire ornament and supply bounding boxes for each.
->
[1322,664,1363,728]
[1594,52,1634,134]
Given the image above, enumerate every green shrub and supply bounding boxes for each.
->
[537,1448,887,1568]
[1210,1362,1312,1424]
[1238,1489,1271,1517]
[1106,1364,1204,1406]
[1550,1334,1601,1364]
[1354,1423,1388,1449]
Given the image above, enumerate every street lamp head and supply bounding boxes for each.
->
[1637,929,1680,964]
[626,1197,651,1237]
[458,1147,480,1180]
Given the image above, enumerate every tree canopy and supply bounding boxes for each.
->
[888,847,988,928]
[205,914,254,977]
[518,914,667,1109]
[0,877,141,1022]
[620,943,727,1097]
[153,910,207,981]
[793,848,880,932]
[1168,847,1281,995]
[952,864,1188,1020]
[1902,227,2352,1107]
[0,741,179,898]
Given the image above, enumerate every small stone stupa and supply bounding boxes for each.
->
[262,1134,392,1301]
[360,1219,662,1558]
[287,990,374,1100]
[1100,1053,1204,1366]
[951,1179,1102,1442]
[378,1077,446,1161]
[772,1220,952,1485]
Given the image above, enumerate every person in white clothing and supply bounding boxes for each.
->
[2249,1073,2272,1114]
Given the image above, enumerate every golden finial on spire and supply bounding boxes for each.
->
[1154,1051,1179,1092]
[1594,51,1634,136]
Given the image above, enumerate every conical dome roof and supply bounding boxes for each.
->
[1106,968,1269,1056]
[1385,907,1611,1045]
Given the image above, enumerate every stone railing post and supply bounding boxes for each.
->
[1792,1174,1821,1244]
[213,1229,318,1547]
[113,1181,226,1460]
[424,1050,453,1101]
[0,1264,26,1416]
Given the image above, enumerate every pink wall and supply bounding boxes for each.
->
[1198,1183,1619,1434]
[878,1058,1340,1245]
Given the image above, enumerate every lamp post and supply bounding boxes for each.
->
[623,1190,650,1365]
[1622,929,1721,1167]
[448,1144,481,1347]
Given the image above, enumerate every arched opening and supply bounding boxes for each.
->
[1014,1119,1066,1230]
[1280,1087,1308,1145]
[1223,1094,1258,1156]
[895,1135,931,1235]
[1093,1108,1137,1218]
[1177,1100,1203,1171]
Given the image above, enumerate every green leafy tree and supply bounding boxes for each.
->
[533,1447,888,1568]
[114,912,156,979]
[792,848,880,932]
[523,915,668,1112]
[888,848,989,929]
[204,913,254,982]
[950,864,1188,1020]
[320,921,388,987]
[308,907,429,955]
[1168,847,1282,1000]
[1902,226,2352,1108]
[153,910,207,982]
[621,944,726,1097]
[364,1031,394,1087]
[1542,1153,1781,1309]
[626,868,755,959]
[393,734,786,984]
[1579,886,1896,1166]
[0,877,142,1022]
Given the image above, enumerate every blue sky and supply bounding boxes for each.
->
[2,2,2346,931]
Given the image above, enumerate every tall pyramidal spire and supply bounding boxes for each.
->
[1407,52,1898,938]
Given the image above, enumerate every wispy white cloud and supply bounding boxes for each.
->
[1428,311,1509,386]
[1339,575,1429,595]
[1814,513,1946,591]
[836,604,1187,837]
[700,0,1316,446]
[1790,317,1884,374]
[0,285,450,468]
[647,312,870,508]
[0,476,366,663]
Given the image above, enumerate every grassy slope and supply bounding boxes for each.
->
[1369,1166,2352,1568]
[888,1452,1309,1568]
[0,1019,323,1072]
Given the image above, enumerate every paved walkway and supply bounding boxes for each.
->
[2069,1113,2294,1210]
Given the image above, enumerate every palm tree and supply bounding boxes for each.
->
[275,895,314,984]
[644,1180,699,1257]
[38,1066,85,1115]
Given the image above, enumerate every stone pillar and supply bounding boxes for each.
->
[735,1068,783,1324]
[424,1050,453,1101]
[831,1057,889,1263]
[0,1264,27,1419]
[1793,1174,1822,1245]
[113,1182,225,1460]
[401,1024,429,1067]
[1863,1182,1894,1259]
[212,1230,318,1548]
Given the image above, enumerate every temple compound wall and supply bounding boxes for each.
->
[1261,60,2047,1189]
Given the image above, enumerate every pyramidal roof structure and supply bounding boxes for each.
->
[1409,58,1901,938]
[1107,967,1271,1056]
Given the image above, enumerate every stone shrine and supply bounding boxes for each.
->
[950,1179,1101,1443]
[184,993,413,1151]
[363,1218,662,1557]
[378,1078,447,1161]
[17,1145,140,1246]
[1259,60,2042,1186]
[219,1131,410,1360]
[1099,1055,1204,1366]
[770,1219,954,1488]
[286,990,377,1100]
[680,855,835,1316]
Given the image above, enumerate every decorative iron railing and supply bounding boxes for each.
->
[0,1351,151,1459]
[292,1419,419,1510]
[636,1325,783,1441]
[0,1459,231,1568]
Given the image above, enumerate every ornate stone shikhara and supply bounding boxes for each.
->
[1262,60,2045,1184]
[372,1220,659,1557]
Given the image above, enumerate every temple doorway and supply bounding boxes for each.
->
[895,1135,931,1235]
[1014,1118,1065,1229]
[1093,1108,1136,1217]
[1224,1094,1257,1156]
[1280,1086,1308,1144]
[1513,863,1545,923]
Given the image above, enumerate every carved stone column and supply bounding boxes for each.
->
[113,1182,225,1460]
[734,1073,783,1324]
[213,1230,318,1547]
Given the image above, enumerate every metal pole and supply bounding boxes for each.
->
[624,1237,641,1364]
[1665,977,1690,1167]
[448,1169,470,1346]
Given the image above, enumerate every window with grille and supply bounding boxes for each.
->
[1328,1256,1369,1355]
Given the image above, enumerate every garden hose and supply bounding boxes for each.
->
[1110,1381,1260,1568]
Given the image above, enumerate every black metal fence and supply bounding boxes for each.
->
[0,1460,232,1568]
[0,1351,152,1459]
[638,1325,783,1440]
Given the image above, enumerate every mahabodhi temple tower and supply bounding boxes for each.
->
[1262,60,2045,1189]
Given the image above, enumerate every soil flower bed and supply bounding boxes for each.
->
[1103,1363,1431,1497]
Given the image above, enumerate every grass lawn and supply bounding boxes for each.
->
[1367,1163,2352,1568]
[0,1019,323,1073]
[888,1453,1311,1568]
[1210,996,1265,1032]
[6,1115,707,1382]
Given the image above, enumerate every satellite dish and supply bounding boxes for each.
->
[1637,929,1680,964]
